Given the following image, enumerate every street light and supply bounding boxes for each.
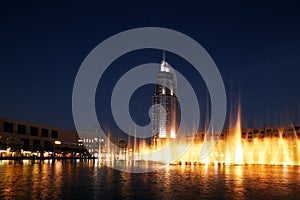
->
[53,140,61,158]
[54,140,61,145]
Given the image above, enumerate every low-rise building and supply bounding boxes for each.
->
[0,117,88,158]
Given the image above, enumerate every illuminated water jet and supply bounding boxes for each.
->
[88,109,300,166]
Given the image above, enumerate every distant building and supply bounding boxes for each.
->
[79,131,107,158]
[240,126,300,141]
[79,129,133,160]
[0,117,87,158]
[207,125,300,142]
[152,54,179,147]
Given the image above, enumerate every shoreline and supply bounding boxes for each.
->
[0,156,95,161]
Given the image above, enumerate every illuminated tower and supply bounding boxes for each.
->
[152,52,179,146]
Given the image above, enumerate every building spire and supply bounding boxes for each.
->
[162,50,165,62]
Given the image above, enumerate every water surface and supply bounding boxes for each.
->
[0,160,299,199]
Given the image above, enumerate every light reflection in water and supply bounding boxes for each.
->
[0,160,299,199]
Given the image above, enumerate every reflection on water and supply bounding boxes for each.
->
[0,160,300,200]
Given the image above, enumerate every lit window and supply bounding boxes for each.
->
[159,129,166,138]
[170,130,176,139]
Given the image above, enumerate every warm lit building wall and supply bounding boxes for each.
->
[0,117,86,156]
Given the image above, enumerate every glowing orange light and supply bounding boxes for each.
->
[54,141,61,145]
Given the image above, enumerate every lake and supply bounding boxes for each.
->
[0,160,299,199]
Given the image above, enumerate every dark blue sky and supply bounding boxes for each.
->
[1,0,300,131]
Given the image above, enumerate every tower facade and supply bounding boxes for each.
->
[152,57,179,144]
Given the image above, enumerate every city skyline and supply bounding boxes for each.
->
[1,2,300,200]
[0,1,300,131]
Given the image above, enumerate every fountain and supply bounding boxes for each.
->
[86,108,300,167]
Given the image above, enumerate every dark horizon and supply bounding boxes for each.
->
[1,1,300,132]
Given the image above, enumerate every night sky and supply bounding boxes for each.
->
[1,0,300,132]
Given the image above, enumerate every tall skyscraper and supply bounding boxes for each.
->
[152,53,179,147]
